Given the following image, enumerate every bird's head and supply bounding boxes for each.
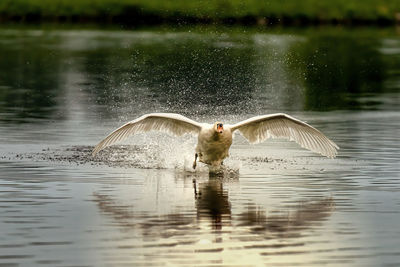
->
[214,122,224,134]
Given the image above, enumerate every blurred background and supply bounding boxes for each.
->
[0,0,400,26]
[0,1,399,267]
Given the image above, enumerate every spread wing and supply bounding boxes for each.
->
[92,113,202,156]
[229,113,339,158]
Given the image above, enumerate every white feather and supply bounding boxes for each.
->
[92,113,202,156]
[92,113,339,163]
[229,113,339,158]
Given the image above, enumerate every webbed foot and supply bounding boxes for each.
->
[193,153,198,169]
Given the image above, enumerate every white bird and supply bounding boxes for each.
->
[92,113,339,168]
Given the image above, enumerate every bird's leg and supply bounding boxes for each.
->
[193,178,199,199]
[193,153,198,169]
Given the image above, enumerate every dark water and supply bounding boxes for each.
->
[0,26,399,266]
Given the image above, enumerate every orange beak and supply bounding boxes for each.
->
[217,124,223,133]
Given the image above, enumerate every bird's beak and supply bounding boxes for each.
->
[217,124,223,133]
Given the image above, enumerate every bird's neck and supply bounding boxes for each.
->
[213,131,222,140]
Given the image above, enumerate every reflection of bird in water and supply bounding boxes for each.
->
[238,197,335,239]
[93,180,334,239]
[92,113,339,169]
[193,178,231,230]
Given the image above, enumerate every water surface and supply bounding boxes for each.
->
[0,26,399,266]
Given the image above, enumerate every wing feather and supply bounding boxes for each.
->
[229,113,339,158]
[92,113,202,156]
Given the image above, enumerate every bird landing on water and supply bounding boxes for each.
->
[92,113,339,169]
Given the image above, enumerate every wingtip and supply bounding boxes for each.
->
[92,145,100,157]
[332,141,340,150]
[328,149,339,159]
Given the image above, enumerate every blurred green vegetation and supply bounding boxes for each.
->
[0,26,398,123]
[0,0,399,25]
[288,33,386,110]
[0,32,64,121]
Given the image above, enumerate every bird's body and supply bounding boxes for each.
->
[195,125,233,167]
[92,113,339,168]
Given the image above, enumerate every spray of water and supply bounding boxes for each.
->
[137,133,241,174]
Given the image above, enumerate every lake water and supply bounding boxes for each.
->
[0,26,399,266]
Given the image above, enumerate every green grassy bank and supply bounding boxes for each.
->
[0,0,399,26]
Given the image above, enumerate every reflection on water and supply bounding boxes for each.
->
[195,177,232,230]
[0,39,63,122]
[0,26,399,266]
[290,34,386,110]
[0,28,398,123]
[239,198,334,239]
[92,171,335,261]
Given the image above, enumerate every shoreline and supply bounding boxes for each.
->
[0,14,398,28]
[1,0,399,28]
